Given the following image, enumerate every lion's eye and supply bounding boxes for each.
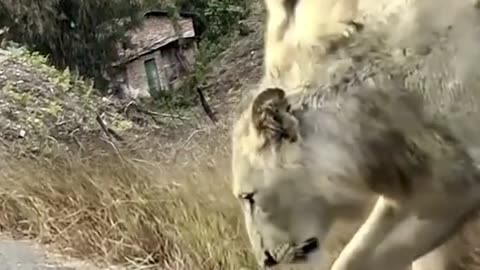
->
[238,192,256,205]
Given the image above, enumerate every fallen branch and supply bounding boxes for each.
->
[171,47,216,123]
[125,101,190,121]
[95,115,124,141]
[196,87,217,124]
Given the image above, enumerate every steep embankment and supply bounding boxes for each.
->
[0,41,207,157]
[201,1,265,119]
[0,45,127,156]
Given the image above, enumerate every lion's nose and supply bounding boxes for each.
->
[262,238,320,268]
[263,250,278,268]
[301,237,319,254]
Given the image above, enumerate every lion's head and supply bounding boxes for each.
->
[231,86,419,268]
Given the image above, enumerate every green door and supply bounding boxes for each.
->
[144,58,160,94]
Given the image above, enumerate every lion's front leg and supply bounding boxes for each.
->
[330,195,474,270]
[330,196,407,270]
[411,243,450,270]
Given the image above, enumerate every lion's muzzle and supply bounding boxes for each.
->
[262,237,319,268]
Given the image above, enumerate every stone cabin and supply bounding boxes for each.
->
[112,10,201,99]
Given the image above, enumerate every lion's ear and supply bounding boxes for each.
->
[251,88,300,146]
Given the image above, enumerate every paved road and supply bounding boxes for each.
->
[0,237,102,270]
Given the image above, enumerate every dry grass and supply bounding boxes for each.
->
[0,125,257,269]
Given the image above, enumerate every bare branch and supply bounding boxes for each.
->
[95,115,124,141]
[196,87,217,123]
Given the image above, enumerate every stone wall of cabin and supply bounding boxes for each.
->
[114,14,198,99]
[121,39,197,98]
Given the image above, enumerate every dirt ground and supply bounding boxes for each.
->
[0,234,115,270]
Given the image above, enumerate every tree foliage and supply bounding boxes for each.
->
[0,0,145,91]
[0,0,250,94]
[147,0,251,58]
[175,0,249,42]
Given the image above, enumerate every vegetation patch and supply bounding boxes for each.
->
[0,43,121,155]
[0,1,258,268]
[0,42,196,157]
[0,131,256,269]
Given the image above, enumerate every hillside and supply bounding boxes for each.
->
[0,1,266,159]
[0,41,216,158]
[0,44,124,156]
[200,1,265,118]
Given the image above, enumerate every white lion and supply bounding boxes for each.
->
[231,0,480,269]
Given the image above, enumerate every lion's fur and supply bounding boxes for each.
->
[233,81,480,269]
[261,0,364,96]
[231,0,480,269]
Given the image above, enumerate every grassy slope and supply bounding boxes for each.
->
[0,138,255,269]
[0,40,256,269]
[0,44,128,156]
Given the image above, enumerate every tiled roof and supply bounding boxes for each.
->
[113,16,195,66]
